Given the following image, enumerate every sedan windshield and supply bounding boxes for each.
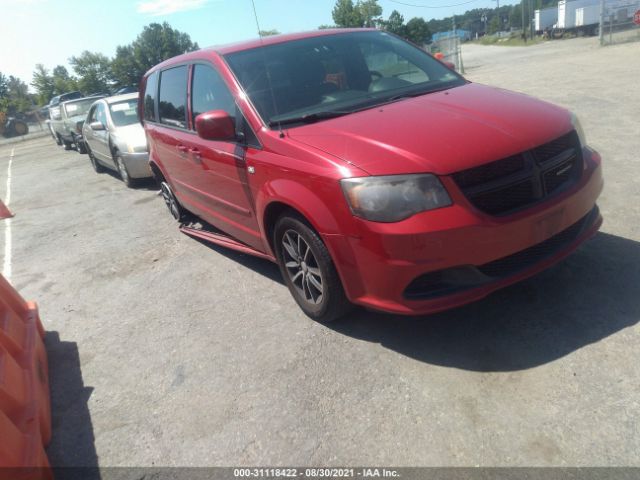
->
[224,30,465,127]
[109,100,139,127]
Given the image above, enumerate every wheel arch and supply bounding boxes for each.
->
[258,182,341,248]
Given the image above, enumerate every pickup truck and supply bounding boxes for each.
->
[49,95,103,152]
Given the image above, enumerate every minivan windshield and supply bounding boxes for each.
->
[224,30,465,127]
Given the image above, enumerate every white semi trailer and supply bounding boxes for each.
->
[535,6,558,32]
[576,4,601,26]
[556,0,600,34]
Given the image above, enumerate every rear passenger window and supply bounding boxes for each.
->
[158,66,188,129]
[191,64,236,125]
[144,71,158,122]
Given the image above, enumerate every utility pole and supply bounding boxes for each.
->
[521,0,526,40]
[528,0,533,38]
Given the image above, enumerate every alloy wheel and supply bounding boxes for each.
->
[281,229,324,305]
[160,182,180,220]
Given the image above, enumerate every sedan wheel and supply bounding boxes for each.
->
[87,147,104,173]
[116,155,134,188]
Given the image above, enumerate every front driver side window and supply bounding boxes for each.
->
[191,63,236,126]
[87,105,98,123]
[96,104,107,126]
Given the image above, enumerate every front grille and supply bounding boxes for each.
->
[477,208,594,278]
[403,206,599,300]
[453,131,583,216]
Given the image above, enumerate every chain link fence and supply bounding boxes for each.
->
[429,35,465,74]
[600,0,640,45]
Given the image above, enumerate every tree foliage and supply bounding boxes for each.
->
[380,10,406,36]
[0,72,33,115]
[332,0,382,28]
[69,51,112,94]
[405,17,431,44]
[111,22,199,89]
[259,29,280,36]
[332,0,362,27]
[357,0,383,27]
[31,64,78,105]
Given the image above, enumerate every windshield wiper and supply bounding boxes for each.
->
[269,110,348,127]
[387,85,454,103]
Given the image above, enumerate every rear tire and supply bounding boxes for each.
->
[76,137,87,154]
[55,133,63,146]
[160,181,185,221]
[13,120,28,136]
[87,146,104,173]
[274,214,352,323]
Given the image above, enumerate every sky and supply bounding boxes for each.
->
[0,0,509,88]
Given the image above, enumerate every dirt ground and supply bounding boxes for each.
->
[1,37,638,468]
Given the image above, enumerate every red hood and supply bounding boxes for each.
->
[287,83,573,176]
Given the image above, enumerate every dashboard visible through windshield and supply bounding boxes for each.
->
[224,30,465,127]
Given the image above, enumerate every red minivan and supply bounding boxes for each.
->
[140,29,603,322]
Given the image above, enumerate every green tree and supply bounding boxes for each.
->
[332,0,363,27]
[405,17,431,44]
[488,15,500,34]
[111,22,199,89]
[357,0,382,27]
[381,10,406,36]
[0,73,32,115]
[51,65,78,95]
[0,72,9,99]
[258,29,280,36]
[111,45,140,88]
[31,64,55,105]
[69,51,113,94]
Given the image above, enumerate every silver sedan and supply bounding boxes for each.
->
[82,93,153,187]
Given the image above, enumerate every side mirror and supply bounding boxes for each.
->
[90,121,105,131]
[195,110,235,142]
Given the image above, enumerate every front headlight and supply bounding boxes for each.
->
[571,113,587,147]
[127,144,147,154]
[341,174,452,223]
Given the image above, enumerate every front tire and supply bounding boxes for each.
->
[115,154,135,188]
[274,214,352,323]
[63,139,73,150]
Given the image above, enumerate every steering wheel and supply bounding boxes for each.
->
[369,70,383,80]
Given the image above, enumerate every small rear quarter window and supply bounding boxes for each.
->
[144,71,159,122]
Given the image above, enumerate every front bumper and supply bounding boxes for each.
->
[324,148,604,315]
[120,152,152,179]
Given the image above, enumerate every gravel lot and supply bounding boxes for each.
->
[1,37,638,468]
